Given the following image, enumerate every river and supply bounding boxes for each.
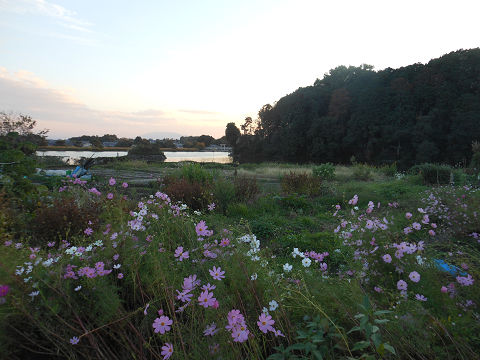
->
[36,150,232,164]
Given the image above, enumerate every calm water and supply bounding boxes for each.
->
[36,150,232,163]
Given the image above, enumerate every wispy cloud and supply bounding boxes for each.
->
[0,68,228,138]
[0,0,95,43]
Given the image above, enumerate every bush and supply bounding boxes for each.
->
[378,163,397,177]
[162,176,213,210]
[281,172,322,196]
[312,163,336,181]
[175,163,214,185]
[127,142,166,157]
[213,178,235,214]
[233,175,259,202]
[352,164,373,181]
[409,163,453,185]
[31,196,102,245]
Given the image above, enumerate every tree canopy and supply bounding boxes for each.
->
[228,49,480,168]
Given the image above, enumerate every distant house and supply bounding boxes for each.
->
[173,141,183,148]
[81,141,92,147]
[205,144,230,151]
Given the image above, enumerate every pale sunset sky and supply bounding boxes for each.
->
[1,0,479,139]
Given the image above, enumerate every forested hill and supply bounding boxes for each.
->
[230,48,480,168]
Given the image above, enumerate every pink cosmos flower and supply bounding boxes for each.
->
[365,220,374,229]
[220,238,230,247]
[198,290,216,308]
[412,222,421,230]
[403,227,412,235]
[122,182,128,188]
[0,285,10,297]
[374,286,383,293]
[405,212,413,219]
[109,177,116,186]
[441,286,448,293]
[231,325,249,342]
[153,316,173,334]
[456,274,474,286]
[257,313,275,333]
[209,266,225,281]
[397,280,408,291]
[161,343,173,359]
[176,289,193,303]
[117,273,123,279]
[415,294,427,301]
[409,271,421,283]
[84,227,93,236]
[201,283,216,291]
[428,230,435,236]
[382,254,392,263]
[174,246,189,261]
[208,203,216,211]
[348,195,358,205]
[195,220,210,237]
[107,193,114,200]
[204,322,219,336]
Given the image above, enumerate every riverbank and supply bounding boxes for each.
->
[37,146,230,152]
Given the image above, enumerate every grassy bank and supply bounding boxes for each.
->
[1,163,479,359]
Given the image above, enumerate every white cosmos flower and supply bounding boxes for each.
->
[302,258,312,267]
[269,300,279,311]
[283,263,293,272]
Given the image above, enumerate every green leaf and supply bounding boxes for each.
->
[347,326,361,334]
[312,350,324,360]
[354,313,365,319]
[362,295,371,311]
[352,341,371,351]
[383,343,396,355]
[373,310,391,316]
[267,354,286,360]
[286,343,307,352]
[374,319,389,324]
[371,325,380,333]
[371,333,381,348]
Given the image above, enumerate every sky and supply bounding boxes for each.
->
[0,0,479,139]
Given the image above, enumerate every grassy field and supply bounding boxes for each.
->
[1,162,479,359]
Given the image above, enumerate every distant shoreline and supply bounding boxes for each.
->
[37,146,230,152]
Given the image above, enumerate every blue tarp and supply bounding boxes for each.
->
[434,259,467,276]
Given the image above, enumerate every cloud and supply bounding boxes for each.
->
[0,0,92,28]
[0,0,95,44]
[0,68,228,138]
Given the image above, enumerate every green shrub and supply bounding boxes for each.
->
[378,163,397,177]
[31,195,102,245]
[409,163,453,185]
[312,163,336,181]
[233,175,259,202]
[176,162,214,185]
[162,176,213,210]
[127,142,166,157]
[281,172,322,196]
[352,164,373,181]
[213,178,235,214]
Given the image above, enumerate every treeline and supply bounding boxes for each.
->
[53,134,227,149]
[226,49,480,168]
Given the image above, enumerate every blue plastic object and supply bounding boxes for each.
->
[434,259,467,276]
